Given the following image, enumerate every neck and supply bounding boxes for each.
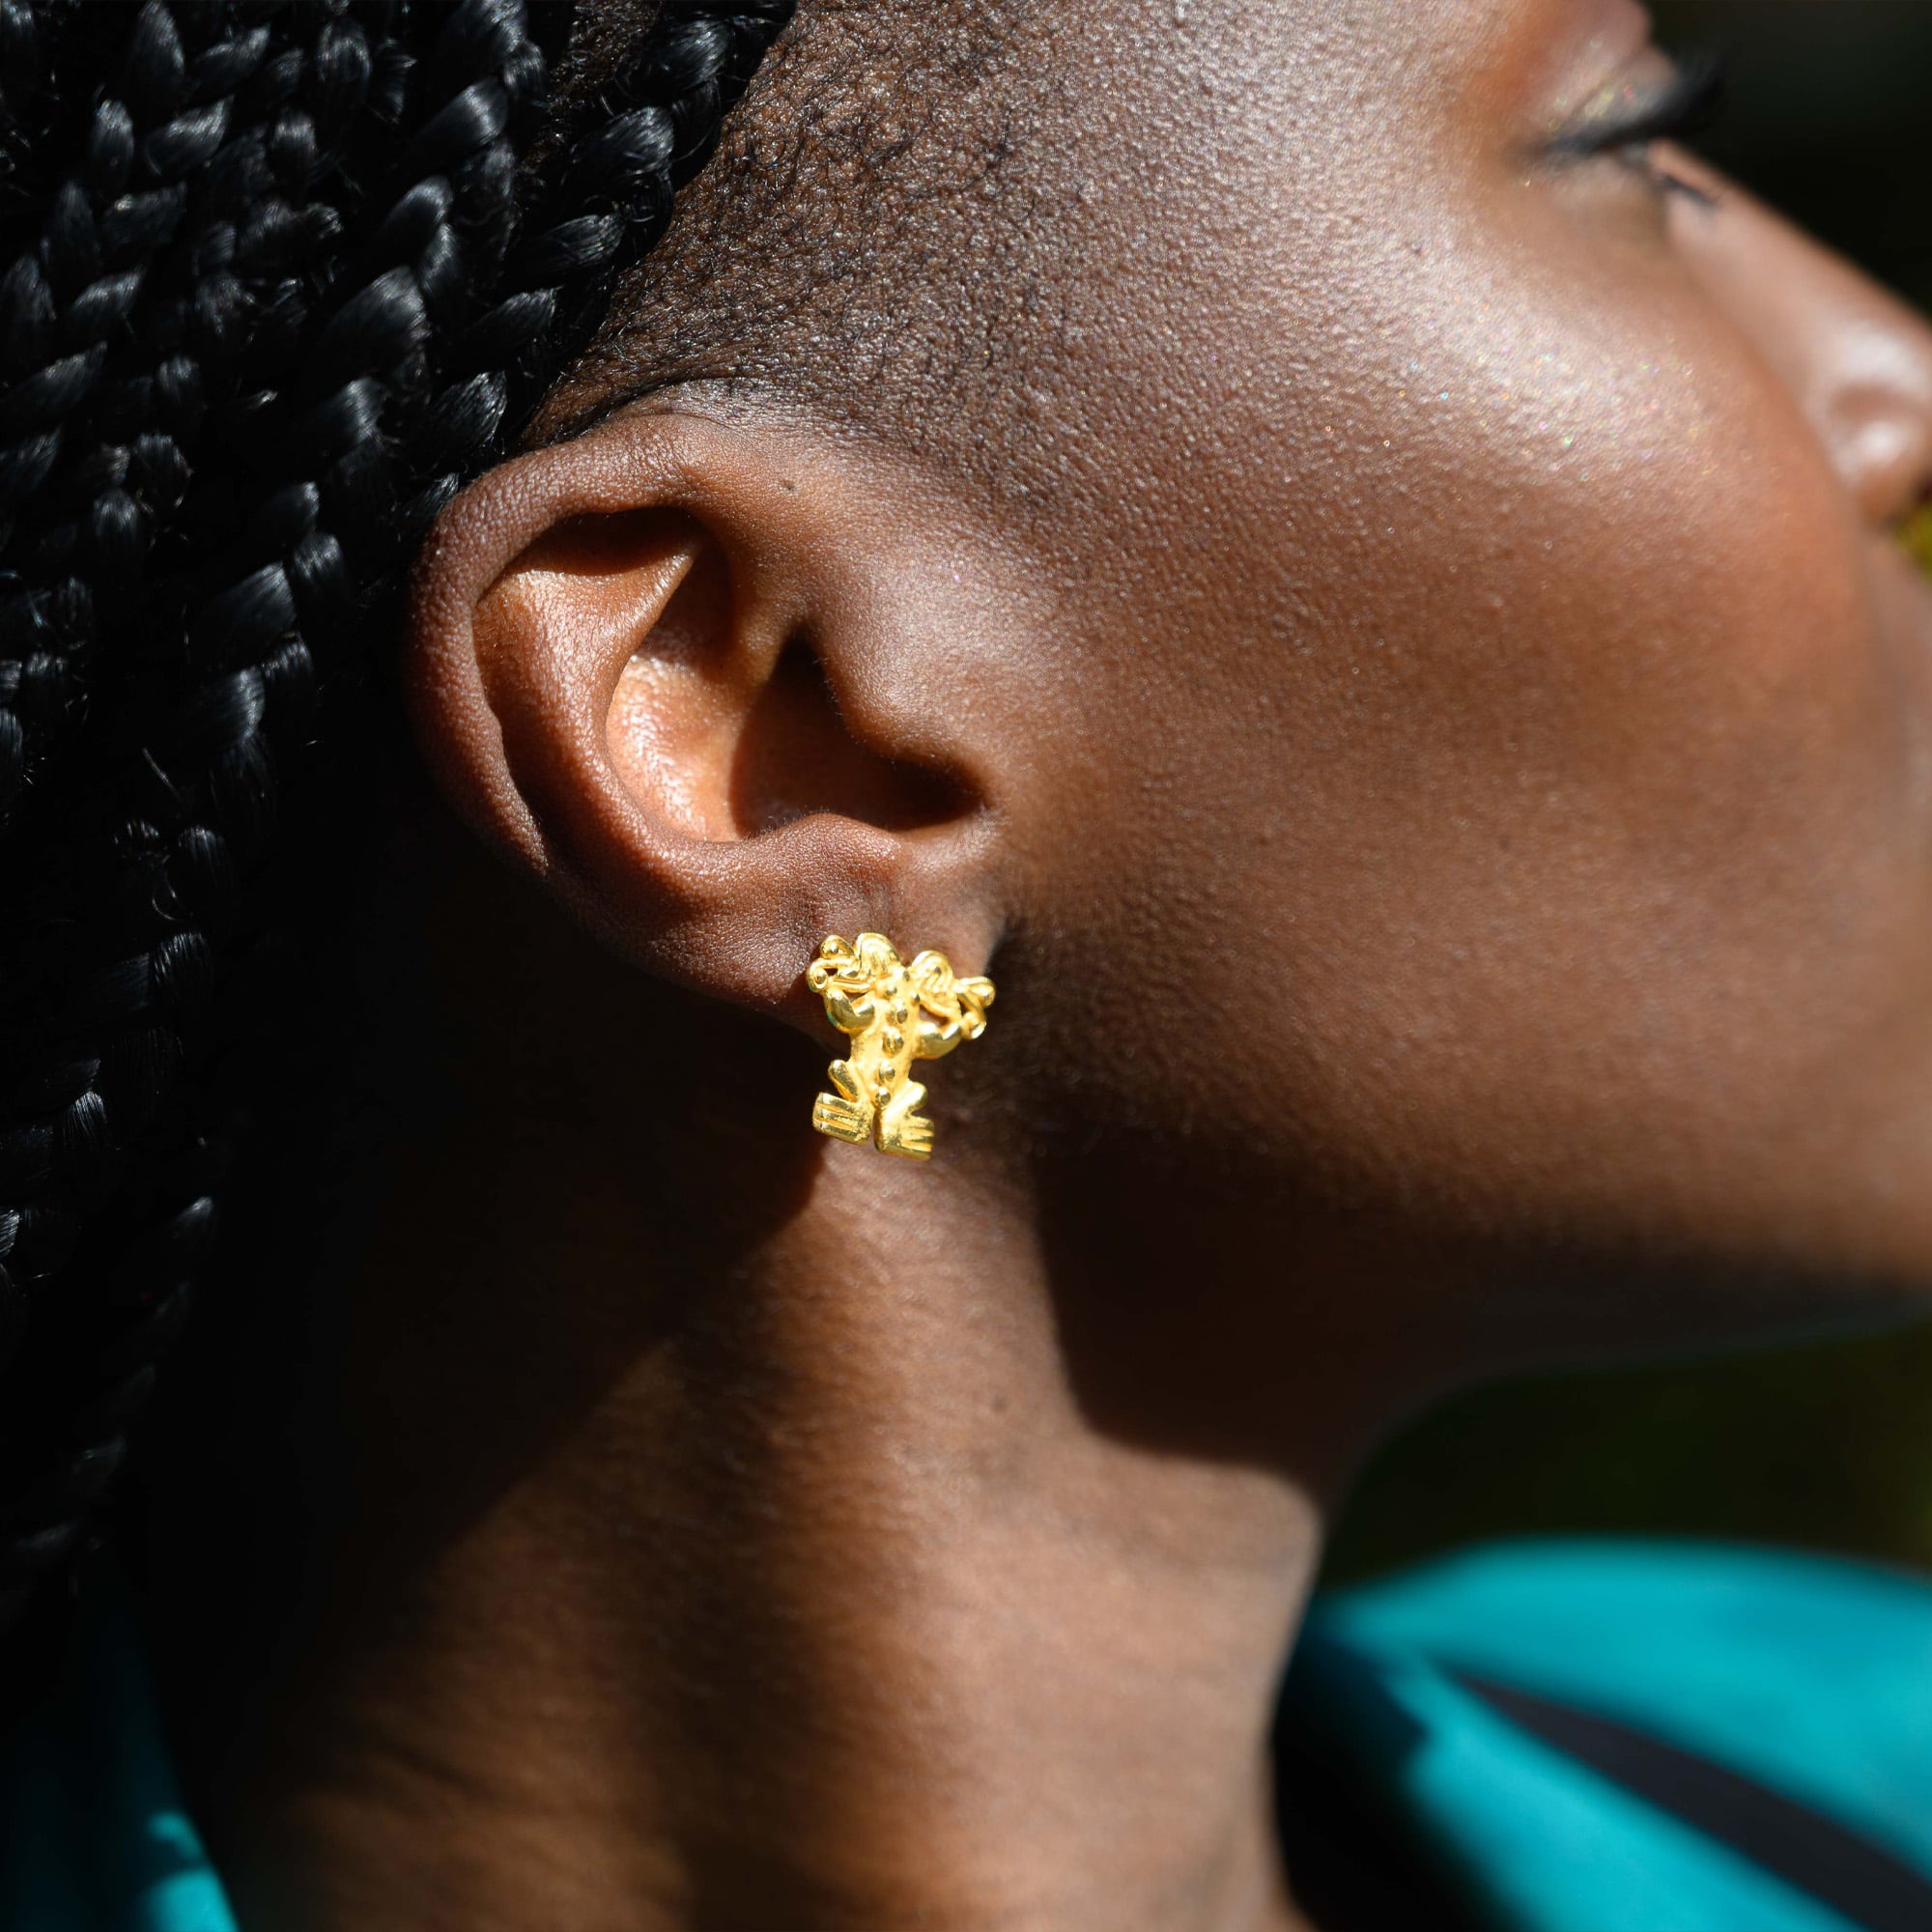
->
[140,832,1429,1932]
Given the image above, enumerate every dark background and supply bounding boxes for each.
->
[1327,1,1932,1582]
[1657,1,1931,308]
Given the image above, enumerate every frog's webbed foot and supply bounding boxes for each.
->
[813,1060,872,1145]
[883,1114,934,1159]
[876,1080,935,1161]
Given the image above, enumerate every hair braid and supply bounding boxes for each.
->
[0,0,796,1633]
[0,1,293,812]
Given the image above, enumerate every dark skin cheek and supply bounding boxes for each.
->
[970,0,1932,1300]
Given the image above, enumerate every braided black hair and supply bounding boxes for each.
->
[0,0,794,1634]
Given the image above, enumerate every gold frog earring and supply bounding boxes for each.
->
[806,933,995,1160]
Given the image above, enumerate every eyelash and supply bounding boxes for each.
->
[1550,55,1728,201]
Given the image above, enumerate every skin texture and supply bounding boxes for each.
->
[138,1,1932,1928]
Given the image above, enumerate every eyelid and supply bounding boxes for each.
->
[1548,50,1728,161]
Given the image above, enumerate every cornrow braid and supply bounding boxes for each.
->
[0,1,297,810]
[0,0,796,1634]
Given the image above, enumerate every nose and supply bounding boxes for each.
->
[1663,148,1932,533]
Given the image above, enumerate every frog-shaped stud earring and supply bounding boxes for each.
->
[806,933,995,1160]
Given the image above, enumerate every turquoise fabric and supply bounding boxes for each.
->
[1287,1539,1932,1931]
[6,1540,1932,1929]
[0,1582,235,1932]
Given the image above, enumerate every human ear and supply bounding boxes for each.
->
[405,408,1001,1024]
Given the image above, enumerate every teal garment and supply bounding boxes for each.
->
[1285,1540,1932,1931]
[0,1582,234,1932]
[7,1541,1932,1930]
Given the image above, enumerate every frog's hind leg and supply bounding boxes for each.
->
[876,1078,935,1161]
[813,1059,872,1145]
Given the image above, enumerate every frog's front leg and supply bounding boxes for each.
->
[875,1077,934,1161]
[817,982,876,1037]
[812,1057,873,1145]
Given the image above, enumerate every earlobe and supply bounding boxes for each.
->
[404,408,999,1019]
